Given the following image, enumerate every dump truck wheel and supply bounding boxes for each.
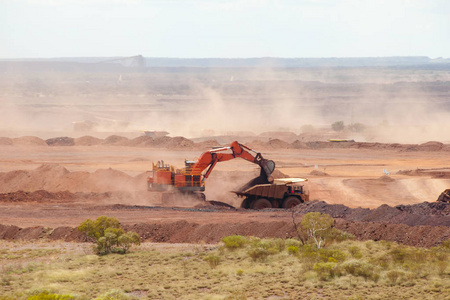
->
[251,198,272,209]
[282,196,301,209]
[240,198,251,209]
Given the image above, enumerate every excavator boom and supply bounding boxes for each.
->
[191,141,275,181]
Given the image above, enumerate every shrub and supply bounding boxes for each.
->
[348,123,366,132]
[317,248,347,262]
[78,216,140,255]
[331,121,345,131]
[272,238,286,252]
[287,246,299,256]
[386,270,406,286]
[203,253,221,268]
[27,291,74,300]
[327,228,355,243]
[248,247,270,262]
[313,262,340,281]
[341,260,378,281]
[221,235,248,250]
[348,246,363,259]
[285,239,301,248]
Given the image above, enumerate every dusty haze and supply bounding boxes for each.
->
[0,61,449,144]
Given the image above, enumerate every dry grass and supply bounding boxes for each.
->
[0,239,449,299]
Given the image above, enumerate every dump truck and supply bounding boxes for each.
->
[437,189,450,203]
[147,140,308,209]
[235,178,309,209]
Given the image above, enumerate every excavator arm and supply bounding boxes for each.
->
[190,141,275,181]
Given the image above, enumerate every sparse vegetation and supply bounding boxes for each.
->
[0,237,449,299]
[78,216,140,255]
[331,121,345,131]
[221,235,248,250]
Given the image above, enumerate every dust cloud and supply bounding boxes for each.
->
[0,63,449,144]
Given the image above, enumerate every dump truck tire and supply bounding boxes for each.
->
[251,198,272,209]
[282,196,302,209]
[240,198,251,209]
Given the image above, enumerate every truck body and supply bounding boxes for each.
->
[235,178,309,209]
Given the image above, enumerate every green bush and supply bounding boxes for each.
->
[285,239,301,248]
[386,270,406,286]
[348,246,363,259]
[203,253,221,268]
[27,291,74,300]
[78,216,140,255]
[248,247,270,262]
[313,262,340,281]
[317,248,347,262]
[271,238,286,252]
[331,121,345,131]
[287,246,299,256]
[221,235,248,250]
[341,260,378,281]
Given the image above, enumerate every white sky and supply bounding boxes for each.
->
[1,0,449,58]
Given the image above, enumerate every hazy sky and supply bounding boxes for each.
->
[1,0,449,58]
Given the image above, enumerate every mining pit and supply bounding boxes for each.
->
[0,136,449,247]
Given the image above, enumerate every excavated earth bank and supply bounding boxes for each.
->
[0,191,449,247]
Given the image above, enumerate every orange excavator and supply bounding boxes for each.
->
[147,141,276,201]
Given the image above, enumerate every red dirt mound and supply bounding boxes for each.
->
[127,136,154,147]
[0,137,13,146]
[1,219,448,247]
[0,164,144,193]
[309,170,329,176]
[294,200,450,227]
[74,136,103,146]
[194,140,221,150]
[102,135,129,145]
[0,190,76,202]
[13,136,47,146]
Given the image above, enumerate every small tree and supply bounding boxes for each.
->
[291,211,307,245]
[301,212,334,249]
[78,216,140,255]
[331,121,345,132]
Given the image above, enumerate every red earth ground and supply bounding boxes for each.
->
[0,136,449,247]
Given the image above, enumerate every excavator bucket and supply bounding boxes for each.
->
[260,159,275,180]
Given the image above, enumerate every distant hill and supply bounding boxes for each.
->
[1,56,449,71]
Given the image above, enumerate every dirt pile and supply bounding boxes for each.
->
[3,134,450,152]
[0,190,76,203]
[0,164,145,193]
[0,137,13,145]
[13,136,47,146]
[309,170,329,176]
[46,137,75,146]
[294,200,450,227]
[74,136,103,146]
[397,168,450,178]
[102,135,129,146]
